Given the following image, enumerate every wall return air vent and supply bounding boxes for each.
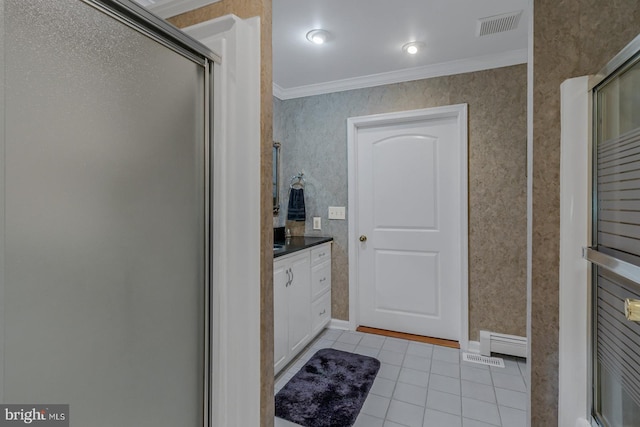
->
[476,10,522,37]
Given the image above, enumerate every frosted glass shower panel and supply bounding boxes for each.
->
[3,1,206,426]
[593,53,640,427]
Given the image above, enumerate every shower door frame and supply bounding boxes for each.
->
[1,1,220,425]
[87,2,220,425]
[588,34,640,427]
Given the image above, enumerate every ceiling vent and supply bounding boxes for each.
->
[476,10,522,37]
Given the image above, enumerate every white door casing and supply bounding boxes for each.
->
[347,105,469,348]
[184,15,262,427]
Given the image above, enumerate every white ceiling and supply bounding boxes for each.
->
[272,0,529,99]
[138,0,529,100]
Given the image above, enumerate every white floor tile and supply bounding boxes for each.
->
[362,393,391,419]
[360,334,386,349]
[495,387,527,410]
[274,416,303,426]
[378,349,406,366]
[354,345,381,358]
[310,338,336,350]
[408,341,434,358]
[491,358,521,376]
[398,367,430,387]
[378,363,402,381]
[331,341,357,353]
[430,360,460,379]
[382,337,410,353]
[460,358,490,370]
[433,346,460,363]
[319,329,342,340]
[461,380,496,403]
[393,382,428,407]
[461,365,493,385]
[426,389,462,416]
[370,376,397,398]
[354,413,385,427]
[386,399,425,427]
[517,360,527,373]
[430,373,461,395]
[423,408,463,427]
[273,329,529,427]
[462,418,499,427]
[462,397,501,426]
[337,331,364,345]
[499,405,527,427]
[491,371,527,393]
[403,354,432,372]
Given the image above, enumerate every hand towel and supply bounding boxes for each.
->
[287,188,306,222]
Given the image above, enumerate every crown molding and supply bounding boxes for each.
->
[148,0,221,19]
[273,48,528,100]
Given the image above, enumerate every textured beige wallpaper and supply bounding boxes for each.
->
[169,2,275,427]
[274,65,528,341]
[531,1,640,425]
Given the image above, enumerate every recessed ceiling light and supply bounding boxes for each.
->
[306,29,330,45]
[402,41,424,55]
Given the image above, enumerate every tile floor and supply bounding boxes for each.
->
[274,328,528,427]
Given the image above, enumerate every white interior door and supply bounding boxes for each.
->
[349,106,468,341]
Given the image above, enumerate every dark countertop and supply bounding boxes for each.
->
[273,236,333,258]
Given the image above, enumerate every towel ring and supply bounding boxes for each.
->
[290,173,305,189]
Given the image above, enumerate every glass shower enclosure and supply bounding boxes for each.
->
[0,1,215,425]
[587,35,640,427]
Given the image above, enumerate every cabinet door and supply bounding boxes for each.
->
[288,253,312,355]
[311,261,331,300]
[273,259,289,372]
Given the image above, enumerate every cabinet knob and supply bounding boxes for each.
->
[359,235,367,242]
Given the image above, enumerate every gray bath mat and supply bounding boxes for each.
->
[275,348,380,427]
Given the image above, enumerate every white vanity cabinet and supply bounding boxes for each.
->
[274,242,332,374]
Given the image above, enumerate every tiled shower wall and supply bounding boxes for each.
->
[274,64,527,341]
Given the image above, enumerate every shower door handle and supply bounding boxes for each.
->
[625,299,640,322]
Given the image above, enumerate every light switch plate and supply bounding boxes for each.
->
[328,206,346,220]
[313,217,321,230]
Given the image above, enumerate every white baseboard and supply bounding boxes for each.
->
[329,319,350,330]
[480,330,527,358]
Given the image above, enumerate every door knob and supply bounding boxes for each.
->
[359,235,367,242]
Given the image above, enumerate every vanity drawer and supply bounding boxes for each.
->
[311,261,331,300]
[310,243,331,266]
[311,291,331,334]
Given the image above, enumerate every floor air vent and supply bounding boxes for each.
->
[462,352,505,368]
[477,10,522,37]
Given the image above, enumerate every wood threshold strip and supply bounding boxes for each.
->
[356,326,460,349]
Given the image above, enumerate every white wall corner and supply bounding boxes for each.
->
[558,75,592,427]
[184,15,261,427]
